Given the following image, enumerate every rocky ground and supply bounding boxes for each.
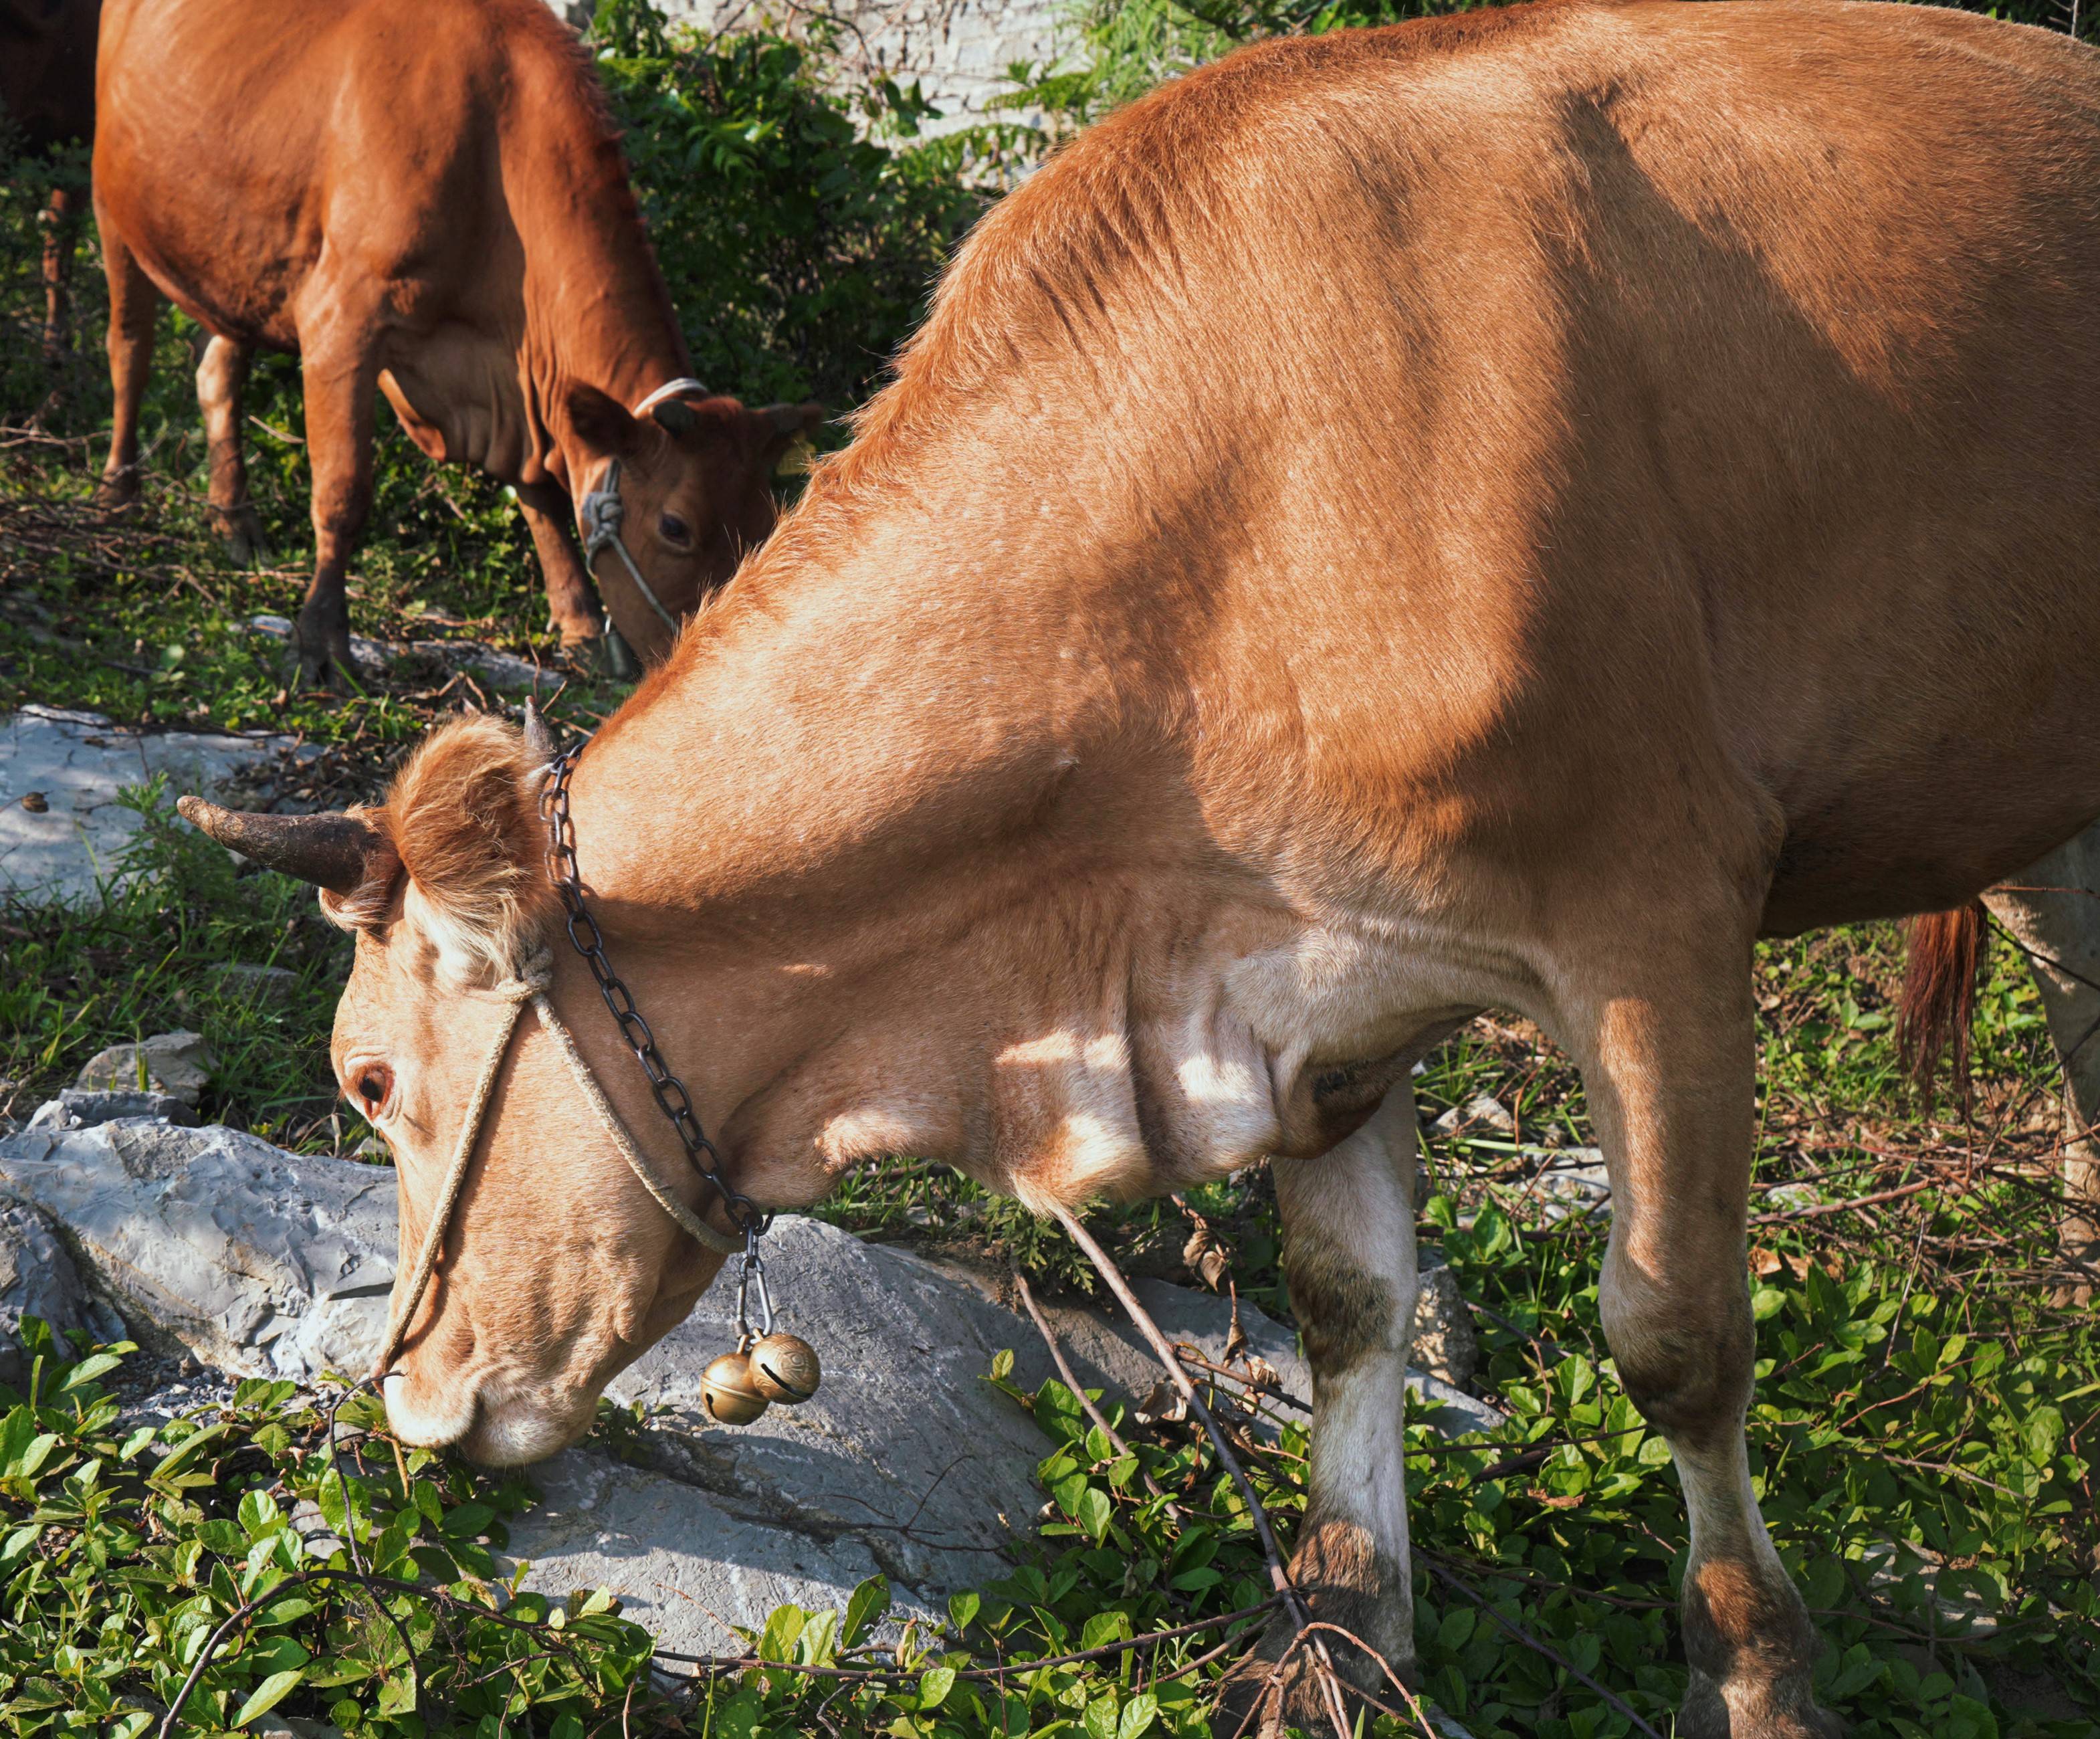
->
[0,625,550,908]
[0,690,1508,1677]
[0,1050,1496,1667]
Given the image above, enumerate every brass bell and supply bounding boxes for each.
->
[746,1332,821,1405]
[700,1351,770,1426]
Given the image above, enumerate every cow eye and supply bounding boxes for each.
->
[348,1061,395,1120]
[657,512,693,548]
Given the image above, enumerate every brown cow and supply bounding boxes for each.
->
[0,0,99,365]
[181,3,2100,1735]
[90,0,820,682]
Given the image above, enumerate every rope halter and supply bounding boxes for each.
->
[370,943,740,1384]
[578,377,712,634]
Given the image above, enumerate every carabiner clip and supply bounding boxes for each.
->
[733,1227,775,1346]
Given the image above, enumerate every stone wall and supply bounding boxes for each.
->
[576,0,1067,135]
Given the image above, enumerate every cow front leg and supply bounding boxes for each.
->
[1982,828,2100,1304]
[1570,938,1839,1739]
[292,333,380,686]
[95,210,162,510]
[1219,1091,1421,1733]
[197,334,265,562]
[515,481,605,651]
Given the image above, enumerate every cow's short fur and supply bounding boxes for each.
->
[89,0,817,678]
[240,7,2100,1735]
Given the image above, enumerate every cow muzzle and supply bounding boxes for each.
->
[381,1362,595,1467]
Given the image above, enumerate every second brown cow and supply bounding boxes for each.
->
[0,0,100,369]
[91,0,819,681]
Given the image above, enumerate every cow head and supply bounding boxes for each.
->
[181,716,740,1463]
[565,387,824,663]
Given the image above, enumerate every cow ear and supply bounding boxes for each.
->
[566,383,641,457]
[652,397,700,439]
[752,401,825,476]
[385,716,556,987]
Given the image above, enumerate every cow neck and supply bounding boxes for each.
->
[569,482,1110,934]
[502,102,692,492]
[538,481,1133,1206]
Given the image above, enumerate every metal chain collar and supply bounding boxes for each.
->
[539,741,770,1243]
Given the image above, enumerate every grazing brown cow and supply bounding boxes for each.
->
[0,0,100,365]
[181,3,2100,1734]
[90,0,820,682]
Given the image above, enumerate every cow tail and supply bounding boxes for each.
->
[1896,902,1987,1106]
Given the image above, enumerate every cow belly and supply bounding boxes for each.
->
[1764,758,2100,936]
[1748,519,2100,931]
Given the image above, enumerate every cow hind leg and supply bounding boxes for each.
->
[196,335,265,562]
[1982,827,2100,1304]
[96,211,161,510]
[1568,926,1839,1739]
[40,183,83,363]
[515,482,606,651]
[292,332,381,685]
[1218,1091,1421,1734]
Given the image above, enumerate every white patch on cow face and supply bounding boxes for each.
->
[383,1365,596,1467]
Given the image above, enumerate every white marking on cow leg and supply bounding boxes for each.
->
[1670,1433,1838,1737]
[1269,1089,1423,1684]
[195,334,260,560]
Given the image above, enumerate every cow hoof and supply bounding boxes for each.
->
[1214,1631,1399,1738]
[291,626,356,692]
[214,507,268,566]
[95,474,140,511]
[594,623,641,682]
[1213,1651,1289,1739]
[1683,1671,1845,1739]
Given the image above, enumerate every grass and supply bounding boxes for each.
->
[0,781,351,1146]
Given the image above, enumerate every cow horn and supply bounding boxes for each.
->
[521,697,558,767]
[176,796,388,894]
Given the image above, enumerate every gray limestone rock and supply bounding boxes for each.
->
[213,961,300,1004]
[1530,1148,1611,1223]
[0,1119,395,1375]
[243,615,392,680]
[74,1029,213,1106]
[27,1090,199,1132]
[1410,1251,1479,1391]
[1433,1093,1517,1138]
[1447,1146,1612,1231]
[0,1118,1505,1659]
[247,615,548,692]
[627,0,1061,139]
[0,706,300,904]
[0,1190,126,1387]
[956,1261,1500,1436]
